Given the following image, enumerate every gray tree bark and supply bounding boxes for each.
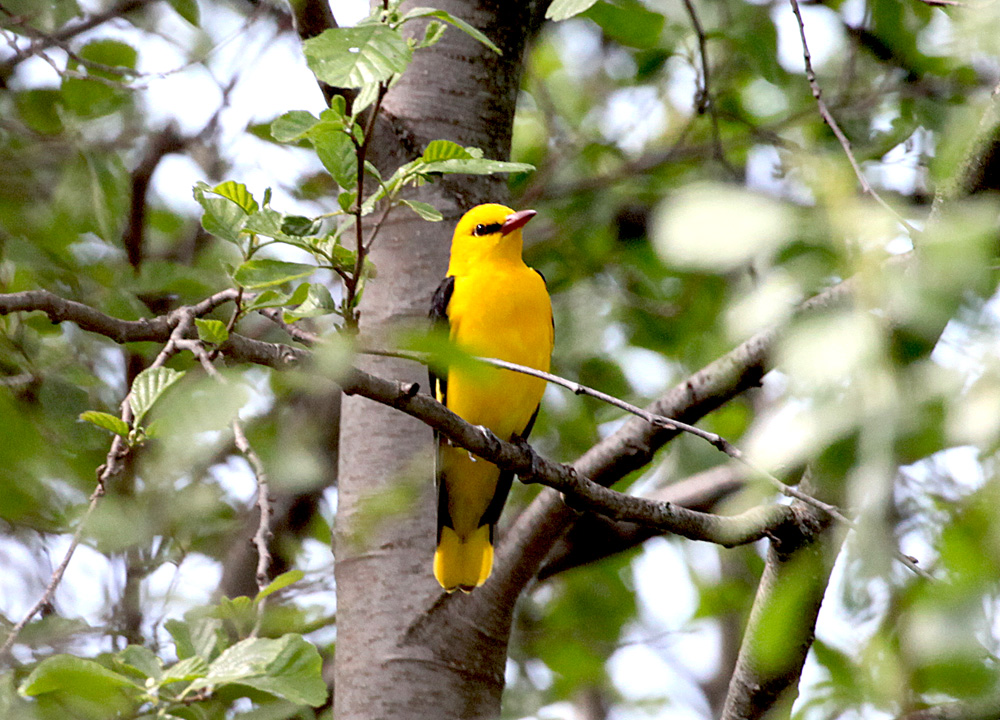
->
[333,2,544,718]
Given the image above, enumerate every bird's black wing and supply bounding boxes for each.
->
[430,275,455,538]
[428,275,455,407]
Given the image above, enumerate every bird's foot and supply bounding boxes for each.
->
[511,435,540,480]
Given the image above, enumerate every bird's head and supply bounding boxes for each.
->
[448,204,537,274]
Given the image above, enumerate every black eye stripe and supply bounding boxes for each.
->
[473,222,502,236]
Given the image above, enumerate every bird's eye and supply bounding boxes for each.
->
[472,222,501,236]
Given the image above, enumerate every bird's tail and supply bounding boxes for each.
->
[433,525,493,593]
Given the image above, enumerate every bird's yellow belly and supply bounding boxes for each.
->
[446,270,552,440]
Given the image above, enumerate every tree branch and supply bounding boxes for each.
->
[0,289,797,550]
[720,472,844,720]
[536,464,746,580]
[337,366,794,546]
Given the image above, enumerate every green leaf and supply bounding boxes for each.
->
[338,190,357,212]
[400,198,443,221]
[16,89,64,135]
[585,0,664,49]
[310,125,357,188]
[233,259,316,289]
[350,82,381,116]
[60,41,135,118]
[212,181,258,214]
[117,645,163,681]
[328,243,358,272]
[546,0,600,21]
[195,319,229,345]
[255,570,305,603]
[284,284,337,320]
[399,7,501,54]
[242,284,310,313]
[79,411,130,437]
[418,157,535,176]
[162,656,209,684]
[129,367,186,427]
[82,151,128,242]
[330,93,347,117]
[417,20,447,48]
[78,39,137,77]
[281,215,321,236]
[193,182,248,244]
[271,110,320,142]
[18,655,138,703]
[167,0,199,25]
[243,207,285,238]
[187,635,326,706]
[421,139,473,161]
[304,25,411,88]
[166,617,224,662]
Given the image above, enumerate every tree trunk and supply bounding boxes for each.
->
[334,3,541,718]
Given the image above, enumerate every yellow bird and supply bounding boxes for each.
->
[430,204,554,592]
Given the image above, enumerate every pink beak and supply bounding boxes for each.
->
[500,209,537,235]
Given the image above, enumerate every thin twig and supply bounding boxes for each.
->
[680,0,732,173]
[362,348,836,510]
[233,420,272,637]
[257,308,320,346]
[787,0,918,235]
[344,81,389,328]
[175,322,272,635]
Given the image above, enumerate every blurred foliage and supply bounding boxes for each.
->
[0,0,999,718]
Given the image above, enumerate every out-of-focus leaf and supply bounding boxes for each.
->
[82,151,129,242]
[167,0,199,25]
[15,89,64,135]
[61,40,136,117]
[546,0,600,21]
[255,570,305,603]
[584,0,664,49]
[117,645,163,681]
[19,655,139,719]
[652,183,794,272]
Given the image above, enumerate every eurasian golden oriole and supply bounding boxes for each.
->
[430,204,554,592]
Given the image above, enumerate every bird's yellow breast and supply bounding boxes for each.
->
[446,261,552,439]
